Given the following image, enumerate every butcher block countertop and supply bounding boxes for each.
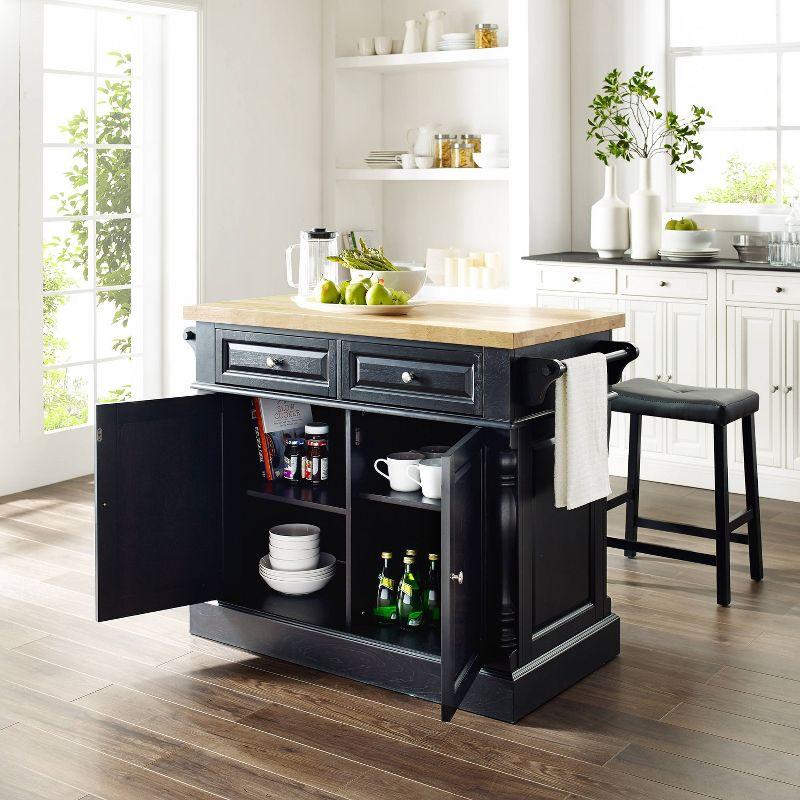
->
[184,295,625,349]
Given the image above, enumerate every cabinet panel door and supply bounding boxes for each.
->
[666,303,710,460]
[787,312,800,471]
[536,293,578,310]
[626,301,665,454]
[441,427,484,722]
[726,307,783,468]
[96,394,224,621]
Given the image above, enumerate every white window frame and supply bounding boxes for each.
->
[666,0,799,216]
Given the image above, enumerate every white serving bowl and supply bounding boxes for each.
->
[473,152,509,169]
[260,552,335,578]
[268,523,320,548]
[267,551,320,571]
[349,264,427,299]
[661,228,714,252]
[269,543,319,559]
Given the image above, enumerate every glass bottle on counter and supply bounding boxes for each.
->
[373,551,398,625]
[397,556,424,630]
[424,553,440,626]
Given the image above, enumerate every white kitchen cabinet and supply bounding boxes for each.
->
[536,294,577,310]
[726,306,783,469]
[788,312,800,472]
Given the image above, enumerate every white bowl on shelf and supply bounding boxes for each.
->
[259,552,336,595]
[473,152,508,169]
[268,523,320,548]
[660,228,714,253]
[349,263,427,298]
[262,572,334,596]
[269,542,319,558]
[267,551,320,571]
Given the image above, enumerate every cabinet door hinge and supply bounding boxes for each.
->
[96,427,103,443]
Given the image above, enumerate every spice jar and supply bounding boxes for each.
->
[451,141,474,168]
[302,423,329,482]
[475,23,499,49]
[283,438,304,483]
[434,134,457,168]
[459,133,481,154]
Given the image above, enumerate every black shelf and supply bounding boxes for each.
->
[222,566,346,632]
[358,486,441,513]
[247,480,347,515]
[352,617,441,656]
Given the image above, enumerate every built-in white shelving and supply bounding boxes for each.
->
[335,168,510,182]
[335,46,510,74]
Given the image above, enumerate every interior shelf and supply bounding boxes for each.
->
[335,168,510,182]
[359,487,441,513]
[335,46,509,73]
[352,618,441,656]
[246,481,347,516]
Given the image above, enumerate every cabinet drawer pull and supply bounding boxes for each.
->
[772,385,780,393]
[401,371,415,384]
[666,374,672,382]
[656,374,662,381]
[571,276,581,283]
[450,571,464,584]
[265,356,284,369]
[776,286,784,293]
[786,386,794,393]
[659,280,668,287]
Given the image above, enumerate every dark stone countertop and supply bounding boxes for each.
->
[523,251,800,273]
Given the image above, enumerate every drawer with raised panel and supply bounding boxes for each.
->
[537,265,617,294]
[726,272,800,304]
[215,328,336,397]
[619,268,708,300]
[341,340,482,416]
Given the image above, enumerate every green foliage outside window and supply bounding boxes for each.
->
[694,154,797,206]
[43,51,134,431]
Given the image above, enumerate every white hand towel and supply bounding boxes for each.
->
[554,352,610,511]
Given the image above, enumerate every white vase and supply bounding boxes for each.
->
[590,164,629,259]
[402,19,422,54]
[423,10,446,52]
[629,156,662,260]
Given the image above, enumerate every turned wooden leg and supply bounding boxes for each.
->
[624,414,642,559]
[714,425,731,607]
[497,449,518,655]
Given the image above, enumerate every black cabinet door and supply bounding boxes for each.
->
[441,427,484,722]
[96,394,224,622]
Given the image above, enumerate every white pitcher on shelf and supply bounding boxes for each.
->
[423,9,446,52]
[406,123,439,158]
[402,19,423,54]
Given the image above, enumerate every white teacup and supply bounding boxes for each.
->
[358,37,376,56]
[374,36,392,56]
[395,153,416,169]
[415,156,434,169]
[406,458,443,499]
[374,451,424,492]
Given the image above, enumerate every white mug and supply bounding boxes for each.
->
[395,153,416,169]
[374,452,423,492]
[406,458,443,499]
[415,156,434,169]
[358,37,376,56]
[374,36,392,56]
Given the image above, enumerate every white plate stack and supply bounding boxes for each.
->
[260,524,336,595]
[437,32,474,51]
[365,150,405,169]
[657,248,720,263]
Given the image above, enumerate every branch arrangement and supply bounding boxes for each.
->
[586,66,711,173]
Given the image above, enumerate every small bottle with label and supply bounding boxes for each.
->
[283,438,304,483]
[303,423,329,483]
[397,556,424,630]
[373,551,398,625]
[424,553,440,626]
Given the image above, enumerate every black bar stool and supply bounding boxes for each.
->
[606,378,763,606]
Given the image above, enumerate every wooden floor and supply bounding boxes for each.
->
[0,477,798,800]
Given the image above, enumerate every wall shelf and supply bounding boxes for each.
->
[335,168,510,182]
[336,47,510,74]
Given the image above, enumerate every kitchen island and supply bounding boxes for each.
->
[95,296,636,722]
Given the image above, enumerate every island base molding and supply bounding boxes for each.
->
[190,602,620,723]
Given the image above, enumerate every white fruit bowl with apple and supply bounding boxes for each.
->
[661,218,714,252]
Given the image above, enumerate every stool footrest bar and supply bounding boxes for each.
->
[728,509,754,533]
[637,516,749,545]
[607,537,717,565]
[606,492,630,510]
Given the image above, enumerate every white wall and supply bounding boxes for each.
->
[570,0,666,251]
[202,0,323,302]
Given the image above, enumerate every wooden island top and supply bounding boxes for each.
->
[184,295,625,349]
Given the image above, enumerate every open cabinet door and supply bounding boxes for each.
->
[96,394,224,621]
[441,428,484,722]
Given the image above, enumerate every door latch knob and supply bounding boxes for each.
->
[401,371,414,384]
[450,571,464,584]
[571,276,580,283]
[660,280,668,287]
[776,287,784,293]
[265,357,283,368]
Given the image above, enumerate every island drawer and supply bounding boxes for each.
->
[726,272,800,304]
[619,268,708,300]
[341,340,482,415]
[215,329,336,398]
[536,264,616,294]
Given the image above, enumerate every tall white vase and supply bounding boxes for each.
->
[629,156,662,260]
[590,164,629,259]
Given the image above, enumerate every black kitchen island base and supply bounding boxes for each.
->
[190,601,620,723]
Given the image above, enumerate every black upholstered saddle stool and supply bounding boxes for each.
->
[607,378,763,606]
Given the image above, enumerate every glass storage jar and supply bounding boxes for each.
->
[459,133,481,154]
[475,23,499,48]
[434,134,457,168]
[451,141,474,168]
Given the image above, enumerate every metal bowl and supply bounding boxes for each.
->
[732,233,769,263]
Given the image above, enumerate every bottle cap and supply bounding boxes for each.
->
[305,424,329,435]
[428,553,439,561]
[403,556,414,564]
[381,551,393,559]
[405,549,417,556]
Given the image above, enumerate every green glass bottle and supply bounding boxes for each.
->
[424,553,440,626]
[373,551,398,625]
[397,556,424,630]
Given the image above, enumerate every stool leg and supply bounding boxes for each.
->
[714,425,731,607]
[624,414,642,559]
[742,414,764,581]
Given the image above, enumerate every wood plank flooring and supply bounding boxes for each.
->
[0,475,798,800]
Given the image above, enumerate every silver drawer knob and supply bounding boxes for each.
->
[401,371,414,384]
[450,571,463,584]
[571,276,580,283]
[776,287,784,293]
[265,357,283,369]
[660,280,668,287]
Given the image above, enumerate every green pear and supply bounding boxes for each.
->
[366,280,392,306]
[338,280,350,303]
[345,280,368,305]
[314,279,340,304]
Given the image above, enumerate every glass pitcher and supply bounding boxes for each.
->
[285,228,339,297]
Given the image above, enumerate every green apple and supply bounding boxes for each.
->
[314,279,340,304]
[665,219,678,230]
[675,218,695,231]
[345,280,368,305]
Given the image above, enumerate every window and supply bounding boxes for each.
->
[667,0,800,210]
[41,2,154,431]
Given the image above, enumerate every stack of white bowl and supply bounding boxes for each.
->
[259,524,336,596]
